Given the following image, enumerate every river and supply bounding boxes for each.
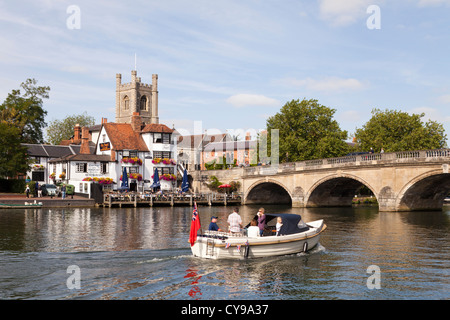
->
[0,204,448,300]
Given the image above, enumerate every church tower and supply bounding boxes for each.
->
[115,70,159,125]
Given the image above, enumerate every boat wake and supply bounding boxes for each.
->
[295,243,326,257]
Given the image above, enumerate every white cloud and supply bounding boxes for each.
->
[417,0,450,7]
[226,94,280,108]
[409,107,450,124]
[318,0,374,26]
[437,94,450,104]
[279,76,366,92]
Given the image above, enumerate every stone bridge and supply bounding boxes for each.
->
[192,149,450,212]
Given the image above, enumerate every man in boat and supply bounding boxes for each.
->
[227,208,242,234]
[208,216,222,232]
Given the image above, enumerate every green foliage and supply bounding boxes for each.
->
[0,123,30,178]
[46,112,96,145]
[354,109,447,152]
[0,78,49,144]
[207,176,222,191]
[266,98,349,162]
[0,178,27,193]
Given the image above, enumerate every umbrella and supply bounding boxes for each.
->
[181,169,189,192]
[121,167,129,189]
[151,167,161,189]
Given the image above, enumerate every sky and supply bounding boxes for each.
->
[1,0,450,143]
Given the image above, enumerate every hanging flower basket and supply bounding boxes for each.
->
[120,173,143,181]
[160,174,176,181]
[152,158,176,165]
[121,157,143,165]
[83,177,114,185]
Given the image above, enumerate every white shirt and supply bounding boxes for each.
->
[247,226,260,237]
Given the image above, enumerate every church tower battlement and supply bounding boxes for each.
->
[115,70,159,125]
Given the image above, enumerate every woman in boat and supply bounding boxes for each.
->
[257,207,266,236]
[247,219,260,237]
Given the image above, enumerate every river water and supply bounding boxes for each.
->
[0,204,448,300]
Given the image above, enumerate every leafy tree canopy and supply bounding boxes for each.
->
[0,78,49,144]
[354,109,447,152]
[0,123,30,178]
[266,98,349,162]
[46,112,96,145]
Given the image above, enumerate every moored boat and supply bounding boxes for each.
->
[0,202,43,209]
[190,213,326,260]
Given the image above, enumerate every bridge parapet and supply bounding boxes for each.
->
[242,148,450,177]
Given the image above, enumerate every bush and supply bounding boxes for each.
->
[0,179,27,193]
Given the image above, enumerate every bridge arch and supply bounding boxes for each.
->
[305,173,377,208]
[244,179,292,205]
[395,170,450,211]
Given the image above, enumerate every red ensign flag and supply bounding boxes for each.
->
[189,202,201,246]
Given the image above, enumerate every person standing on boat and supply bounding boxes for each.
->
[257,208,266,236]
[227,208,242,234]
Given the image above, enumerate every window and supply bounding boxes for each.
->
[123,95,129,110]
[153,133,162,143]
[153,151,171,159]
[34,157,41,164]
[129,151,137,158]
[101,162,108,174]
[76,163,87,173]
[163,133,171,144]
[140,96,147,111]
[161,167,174,175]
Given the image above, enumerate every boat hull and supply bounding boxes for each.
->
[191,220,326,260]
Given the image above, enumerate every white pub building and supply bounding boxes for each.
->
[44,70,178,196]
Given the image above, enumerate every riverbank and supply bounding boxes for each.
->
[0,193,95,208]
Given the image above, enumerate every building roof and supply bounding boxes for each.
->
[48,154,112,163]
[177,134,229,149]
[103,123,149,152]
[23,144,76,158]
[203,140,257,152]
[141,123,174,134]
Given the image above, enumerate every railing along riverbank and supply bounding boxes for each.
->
[101,192,242,208]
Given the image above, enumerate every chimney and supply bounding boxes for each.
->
[101,117,108,124]
[73,124,81,143]
[80,127,91,154]
[131,112,143,132]
[245,132,251,141]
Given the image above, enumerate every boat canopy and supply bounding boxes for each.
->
[247,213,309,236]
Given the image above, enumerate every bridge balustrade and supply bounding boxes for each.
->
[240,148,450,176]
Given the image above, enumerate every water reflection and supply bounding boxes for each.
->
[0,205,448,299]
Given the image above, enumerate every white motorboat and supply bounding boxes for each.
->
[190,213,326,260]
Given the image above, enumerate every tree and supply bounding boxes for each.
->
[0,78,50,144]
[266,98,349,162]
[354,109,447,152]
[0,123,30,178]
[46,112,96,145]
